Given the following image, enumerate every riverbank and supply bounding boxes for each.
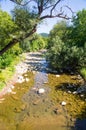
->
[0,50,46,98]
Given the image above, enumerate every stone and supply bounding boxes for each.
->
[43,81,48,84]
[73,91,77,94]
[56,74,60,77]
[17,75,25,83]
[14,107,21,113]
[33,99,40,105]
[20,104,26,111]
[11,96,19,100]
[25,78,29,82]
[7,88,12,93]
[37,88,45,94]
[11,85,15,89]
[77,85,86,93]
[53,108,58,114]
[11,91,16,95]
[77,75,82,80]
[61,101,67,106]
[80,94,84,97]
[68,90,72,94]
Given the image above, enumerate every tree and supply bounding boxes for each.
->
[0,9,17,50]
[20,33,46,52]
[0,0,73,55]
[48,20,70,47]
[70,9,86,47]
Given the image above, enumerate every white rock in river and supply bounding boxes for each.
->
[7,88,12,93]
[25,78,29,82]
[11,85,15,89]
[56,74,60,77]
[61,101,66,106]
[38,88,45,94]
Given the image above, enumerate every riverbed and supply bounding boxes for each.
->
[0,50,86,130]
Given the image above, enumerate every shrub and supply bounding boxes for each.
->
[47,36,85,72]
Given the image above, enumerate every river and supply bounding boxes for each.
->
[0,50,86,130]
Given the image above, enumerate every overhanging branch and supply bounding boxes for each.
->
[0,24,37,56]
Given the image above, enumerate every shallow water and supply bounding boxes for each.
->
[0,51,85,130]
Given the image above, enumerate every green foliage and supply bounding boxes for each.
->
[47,33,85,72]
[12,6,38,32]
[47,10,86,73]
[0,9,17,49]
[70,9,86,47]
[49,21,70,43]
[20,33,47,52]
[0,44,22,69]
[31,34,46,51]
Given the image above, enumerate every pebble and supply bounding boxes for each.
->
[11,91,16,95]
[38,88,45,94]
[7,88,12,93]
[73,91,77,94]
[80,94,84,97]
[25,78,29,82]
[68,90,72,94]
[61,101,67,106]
[56,74,60,77]
[11,85,15,89]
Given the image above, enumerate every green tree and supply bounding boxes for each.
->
[0,0,72,55]
[20,33,46,52]
[0,9,17,50]
[47,17,86,72]
[49,21,68,41]
[70,9,86,47]
[12,6,38,32]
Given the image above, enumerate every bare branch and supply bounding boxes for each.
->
[43,4,55,11]
[43,0,50,6]
[40,12,71,20]
[64,5,75,14]
[50,0,62,15]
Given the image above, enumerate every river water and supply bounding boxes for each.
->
[0,50,85,130]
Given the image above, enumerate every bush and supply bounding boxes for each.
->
[47,36,85,72]
[0,44,22,69]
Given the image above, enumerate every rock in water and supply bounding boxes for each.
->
[61,101,66,106]
[38,88,45,94]
[56,74,60,77]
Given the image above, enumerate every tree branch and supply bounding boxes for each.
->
[40,13,71,20]
[0,39,19,55]
[0,24,37,56]
[50,0,62,15]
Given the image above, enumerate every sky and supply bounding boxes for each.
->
[0,0,86,34]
